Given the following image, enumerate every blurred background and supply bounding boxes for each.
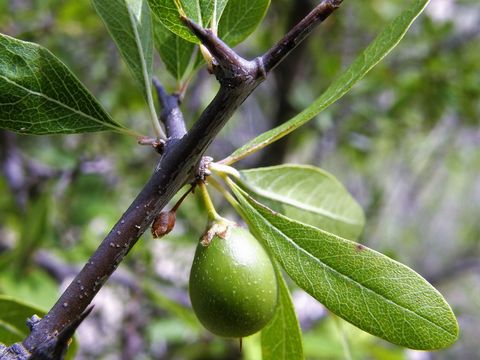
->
[0,0,479,359]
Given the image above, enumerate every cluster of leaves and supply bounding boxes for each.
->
[207,164,457,357]
[0,0,461,358]
[0,0,270,137]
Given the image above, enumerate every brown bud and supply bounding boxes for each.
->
[151,211,176,238]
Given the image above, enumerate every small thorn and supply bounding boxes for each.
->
[180,16,253,75]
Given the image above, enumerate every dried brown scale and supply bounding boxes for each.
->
[151,211,176,238]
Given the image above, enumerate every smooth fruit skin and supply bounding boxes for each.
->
[189,226,278,338]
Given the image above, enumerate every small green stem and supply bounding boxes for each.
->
[208,176,242,214]
[198,181,220,221]
[173,0,187,18]
[147,85,166,139]
[209,162,241,178]
[172,185,195,212]
[126,5,166,140]
[218,148,255,166]
[223,176,253,222]
[212,1,218,36]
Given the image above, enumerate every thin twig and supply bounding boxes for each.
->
[262,0,343,73]
[181,17,254,76]
[152,77,187,139]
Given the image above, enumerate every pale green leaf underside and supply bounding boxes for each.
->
[0,295,45,345]
[153,17,196,81]
[93,0,154,101]
[239,164,365,240]
[261,262,303,360]
[148,0,213,44]
[229,182,458,350]
[218,0,270,46]
[0,33,128,135]
[226,0,431,163]
[213,0,229,28]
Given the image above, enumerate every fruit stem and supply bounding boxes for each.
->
[172,185,195,212]
[198,180,221,221]
[209,162,241,178]
[208,176,243,214]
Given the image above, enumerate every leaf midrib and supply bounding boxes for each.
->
[251,201,455,338]
[0,74,121,132]
[0,319,24,338]
[245,181,362,226]
[125,0,162,137]
[221,0,258,40]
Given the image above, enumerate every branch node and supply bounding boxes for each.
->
[26,315,42,331]
[18,2,345,355]
[261,0,343,74]
[152,77,187,139]
[137,137,165,154]
[254,57,267,80]
[181,17,253,80]
[196,156,213,181]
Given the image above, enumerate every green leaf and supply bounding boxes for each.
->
[148,0,214,44]
[237,164,365,240]
[92,0,163,137]
[261,263,303,360]
[0,321,24,346]
[228,181,459,350]
[0,270,59,311]
[0,33,130,135]
[218,0,270,46]
[148,0,266,46]
[0,295,45,345]
[0,295,78,358]
[13,195,50,272]
[92,0,154,101]
[213,0,229,29]
[153,17,196,81]
[223,0,430,164]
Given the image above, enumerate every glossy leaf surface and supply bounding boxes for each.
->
[153,17,196,81]
[148,0,213,44]
[0,33,128,135]
[218,0,270,46]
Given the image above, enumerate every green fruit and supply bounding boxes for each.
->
[189,225,278,338]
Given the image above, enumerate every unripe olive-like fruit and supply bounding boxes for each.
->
[189,226,278,338]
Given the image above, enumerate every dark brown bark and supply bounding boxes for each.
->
[8,2,344,358]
